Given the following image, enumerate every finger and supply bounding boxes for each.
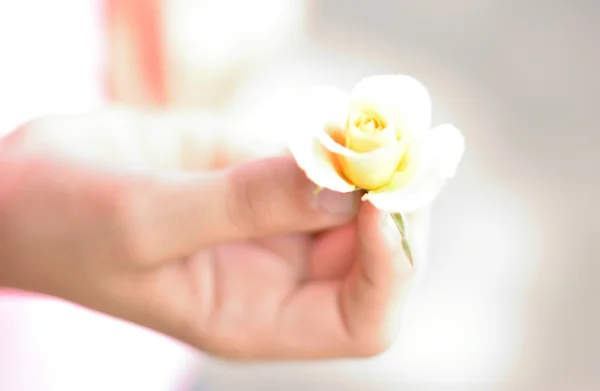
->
[128,156,361,265]
[339,202,414,354]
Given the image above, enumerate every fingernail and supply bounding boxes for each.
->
[311,188,357,214]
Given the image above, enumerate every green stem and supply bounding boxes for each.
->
[390,213,414,265]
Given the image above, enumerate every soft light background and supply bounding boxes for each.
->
[0,1,598,391]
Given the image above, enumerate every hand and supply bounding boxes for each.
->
[0,108,414,360]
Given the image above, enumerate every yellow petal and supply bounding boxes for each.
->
[367,144,419,193]
[337,151,403,189]
[346,119,398,153]
[318,129,408,190]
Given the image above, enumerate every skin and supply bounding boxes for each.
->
[0,109,414,360]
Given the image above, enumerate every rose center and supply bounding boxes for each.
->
[354,113,384,134]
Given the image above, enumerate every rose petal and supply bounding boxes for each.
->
[364,171,445,212]
[350,74,432,136]
[346,119,398,152]
[363,123,465,212]
[288,87,356,193]
[289,135,357,192]
[418,123,465,178]
[337,143,406,190]
[317,130,408,190]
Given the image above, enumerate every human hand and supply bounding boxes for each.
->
[0,109,414,360]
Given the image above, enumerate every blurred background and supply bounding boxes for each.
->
[0,0,598,390]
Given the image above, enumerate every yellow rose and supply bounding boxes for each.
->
[289,74,464,213]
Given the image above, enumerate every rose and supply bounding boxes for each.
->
[288,74,465,213]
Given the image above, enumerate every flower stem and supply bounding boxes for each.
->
[390,213,413,265]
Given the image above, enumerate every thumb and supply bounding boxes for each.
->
[130,156,360,265]
[338,203,414,354]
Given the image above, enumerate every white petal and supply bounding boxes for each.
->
[364,172,445,212]
[364,123,465,212]
[289,135,356,193]
[350,74,432,134]
[287,87,356,193]
[418,123,465,178]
